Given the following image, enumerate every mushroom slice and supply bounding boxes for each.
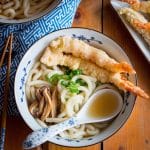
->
[38,97,45,116]
[51,87,58,118]
[29,100,39,117]
[36,88,43,100]
[41,88,52,121]
[36,88,45,116]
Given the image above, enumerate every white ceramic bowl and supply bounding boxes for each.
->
[0,0,61,24]
[14,28,136,147]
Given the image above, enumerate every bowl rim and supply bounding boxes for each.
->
[14,27,137,148]
[0,0,62,24]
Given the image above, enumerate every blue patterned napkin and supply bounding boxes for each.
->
[0,0,81,115]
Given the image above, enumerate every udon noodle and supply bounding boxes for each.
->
[26,62,109,139]
[0,0,54,19]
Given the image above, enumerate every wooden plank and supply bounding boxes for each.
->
[2,117,42,150]
[102,0,150,150]
[73,0,102,31]
[45,143,100,150]
[46,0,102,149]
[2,117,100,150]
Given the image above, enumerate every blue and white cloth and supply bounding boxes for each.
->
[0,0,81,115]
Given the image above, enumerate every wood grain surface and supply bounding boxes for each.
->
[102,1,150,150]
[1,0,150,150]
[4,117,40,150]
[73,0,102,31]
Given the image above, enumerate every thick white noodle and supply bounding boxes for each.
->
[26,62,108,139]
[3,8,16,18]
[78,86,90,101]
[72,75,96,96]
[66,95,83,117]
[47,70,63,78]
[13,0,20,10]
[36,118,48,127]
[60,88,75,104]
[32,71,42,80]
[86,128,100,136]
[46,118,68,123]
[23,0,30,17]
[2,2,14,9]
[57,111,66,118]
[28,80,50,87]
[0,0,54,19]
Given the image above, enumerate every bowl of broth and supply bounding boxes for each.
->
[0,0,62,24]
[14,28,138,147]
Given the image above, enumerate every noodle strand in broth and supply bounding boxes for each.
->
[26,62,109,139]
[0,0,54,19]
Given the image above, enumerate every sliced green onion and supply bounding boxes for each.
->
[72,69,82,75]
[46,69,83,92]
[68,86,79,93]
[61,80,69,87]
[65,69,82,77]
[76,79,87,86]
[48,74,61,85]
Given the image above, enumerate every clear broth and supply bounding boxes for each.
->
[87,92,119,118]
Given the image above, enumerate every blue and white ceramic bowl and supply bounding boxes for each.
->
[14,28,136,147]
[0,0,61,24]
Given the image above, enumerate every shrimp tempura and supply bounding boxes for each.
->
[40,47,149,99]
[122,0,150,14]
[49,36,135,74]
[119,7,150,46]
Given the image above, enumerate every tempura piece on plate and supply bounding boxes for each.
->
[49,36,135,74]
[119,7,150,46]
[122,0,150,14]
[40,47,149,99]
[121,0,138,5]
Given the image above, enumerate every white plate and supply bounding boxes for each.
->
[111,0,150,62]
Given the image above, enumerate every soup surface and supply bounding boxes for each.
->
[87,92,119,118]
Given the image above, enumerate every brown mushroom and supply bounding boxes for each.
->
[35,88,45,116]
[29,86,59,122]
[41,88,52,121]
[51,87,58,118]
[38,97,45,116]
[29,100,39,117]
[36,88,43,100]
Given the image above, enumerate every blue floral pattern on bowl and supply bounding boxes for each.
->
[72,34,103,44]
[19,60,31,102]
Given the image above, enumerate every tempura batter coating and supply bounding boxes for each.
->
[40,47,149,99]
[122,0,150,14]
[49,36,135,74]
[119,7,150,46]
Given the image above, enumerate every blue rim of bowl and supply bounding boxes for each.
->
[14,27,137,148]
[0,0,62,24]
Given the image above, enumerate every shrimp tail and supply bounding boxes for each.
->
[110,73,149,99]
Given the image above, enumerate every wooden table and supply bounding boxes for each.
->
[3,0,150,150]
